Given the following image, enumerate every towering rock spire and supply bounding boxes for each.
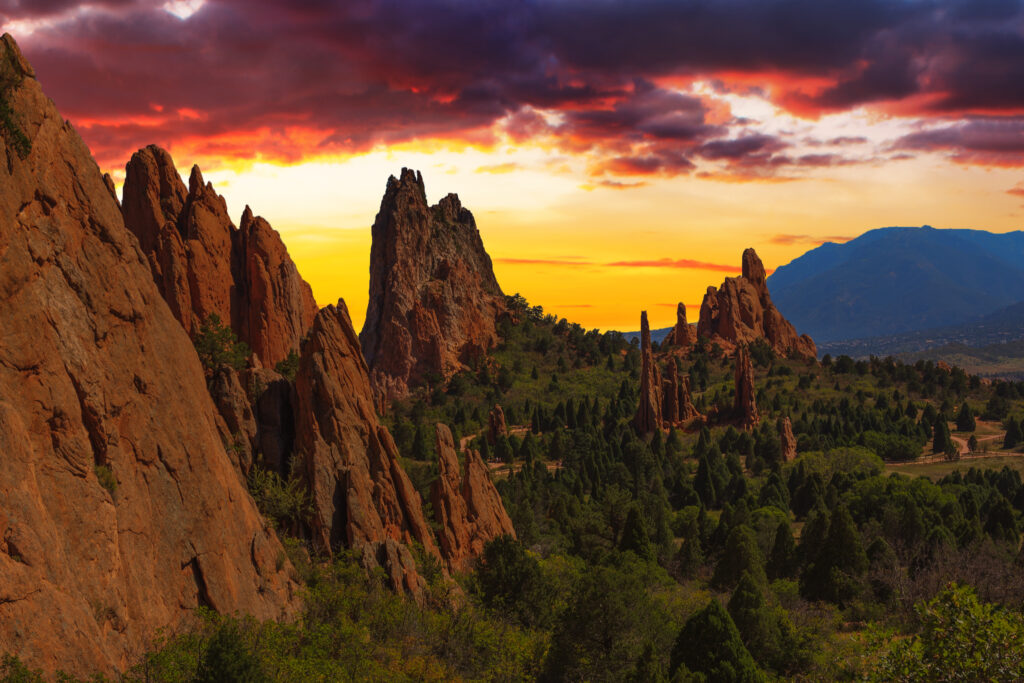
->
[292,301,439,588]
[633,311,663,434]
[779,416,797,461]
[662,361,701,427]
[431,424,516,572]
[663,302,695,348]
[360,169,506,404]
[0,34,294,677]
[121,147,316,366]
[698,248,817,359]
[734,344,759,430]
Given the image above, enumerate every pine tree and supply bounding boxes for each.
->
[800,506,867,606]
[670,599,763,682]
[956,402,976,432]
[1004,417,1021,450]
[767,522,796,579]
[620,505,654,561]
[713,525,766,589]
[676,535,704,579]
[933,420,952,454]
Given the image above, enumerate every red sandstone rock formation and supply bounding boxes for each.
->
[663,302,695,348]
[360,169,505,403]
[431,424,516,572]
[734,345,759,430]
[662,361,701,427]
[634,311,663,434]
[292,301,440,594]
[488,404,508,444]
[697,249,816,359]
[121,146,317,366]
[779,416,797,461]
[0,35,295,676]
[208,367,259,477]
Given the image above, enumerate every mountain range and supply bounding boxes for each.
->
[768,226,1024,343]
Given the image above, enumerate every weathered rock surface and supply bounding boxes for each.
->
[487,404,508,444]
[734,344,759,430]
[662,361,701,427]
[430,424,516,572]
[245,367,296,477]
[360,169,505,403]
[208,367,258,477]
[292,301,440,592]
[121,147,316,366]
[663,302,695,348]
[697,249,816,359]
[633,311,663,434]
[0,34,294,676]
[779,416,797,461]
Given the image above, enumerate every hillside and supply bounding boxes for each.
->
[768,226,1024,342]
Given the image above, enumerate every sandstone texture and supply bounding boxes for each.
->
[779,416,797,462]
[633,311,663,434]
[360,169,505,403]
[0,34,294,676]
[430,424,516,572]
[697,249,816,360]
[121,146,317,366]
[292,301,440,593]
[734,344,759,430]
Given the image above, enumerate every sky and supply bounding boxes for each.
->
[2,0,1023,331]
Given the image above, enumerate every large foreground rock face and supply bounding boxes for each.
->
[360,169,505,404]
[121,146,317,366]
[431,425,516,572]
[0,34,294,676]
[698,249,816,360]
[292,302,440,593]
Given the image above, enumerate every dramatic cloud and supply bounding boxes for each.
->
[894,117,1024,166]
[4,0,1023,174]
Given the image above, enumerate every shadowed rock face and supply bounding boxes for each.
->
[662,361,701,427]
[0,34,295,677]
[360,169,505,404]
[121,147,317,366]
[780,416,797,461]
[431,424,516,572]
[734,345,759,430]
[292,301,440,595]
[698,249,816,360]
[633,311,663,434]
[488,404,508,444]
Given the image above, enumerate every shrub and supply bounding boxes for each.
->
[194,314,249,372]
[273,349,300,381]
[94,463,117,495]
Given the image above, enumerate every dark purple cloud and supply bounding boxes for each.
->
[3,0,1023,173]
[894,117,1024,165]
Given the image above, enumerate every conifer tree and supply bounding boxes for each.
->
[670,599,763,683]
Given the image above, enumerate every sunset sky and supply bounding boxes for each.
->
[3,0,1023,331]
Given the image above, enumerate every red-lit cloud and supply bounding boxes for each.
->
[4,0,1023,176]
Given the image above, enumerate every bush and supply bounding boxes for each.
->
[273,349,300,381]
[194,313,249,372]
[94,463,117,495]
[246,466,312,533]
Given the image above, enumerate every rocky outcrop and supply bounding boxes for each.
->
[697,249,816,359]
[292,301,439,593]
[663,362,701,427]
[208,367,258,477]
[121,146,316,366]
[488,404,508,444]
[734,345,759,430]
[360,169,505,403]
[663,302,694,348]
[633,311,663,434]
[779,416,797,461]
[0,34,294,677]
[245,367,296,477]
[430,424,516,572]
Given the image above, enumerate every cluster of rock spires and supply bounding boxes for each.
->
[633,248,815,435]
[121,145,319,367]
[0,34,513,677]
[359,168,506,406]
[633,311,701,434]
[697,248,817,360]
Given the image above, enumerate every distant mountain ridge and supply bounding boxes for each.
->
[768,226,1024,343]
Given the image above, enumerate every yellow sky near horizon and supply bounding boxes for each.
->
[129,143,1022,334]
